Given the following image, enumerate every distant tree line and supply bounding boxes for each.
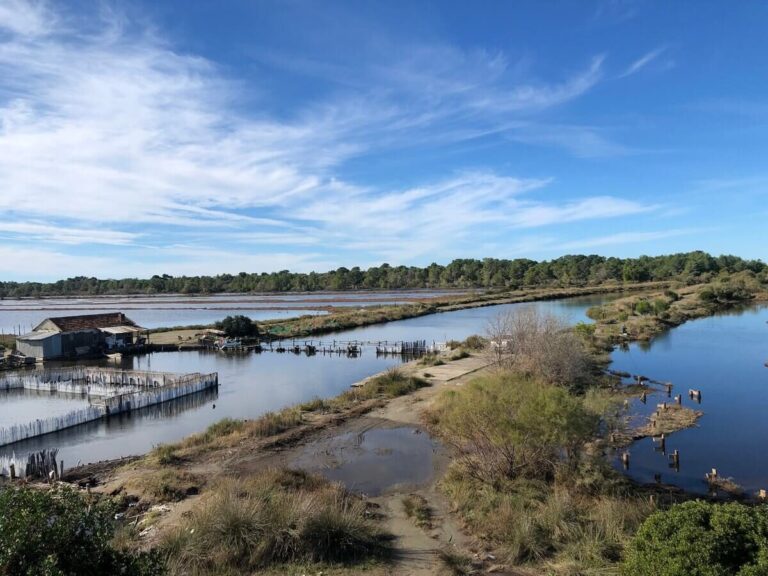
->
[0,251,764,298]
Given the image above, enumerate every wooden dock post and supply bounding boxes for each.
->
[621,451,630,470]
[669,449,680,471]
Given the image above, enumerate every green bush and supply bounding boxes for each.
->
[431,373,597,484]
[0,485,163,576]
[623,500,768,576]
[634,300,653,315]
[699,283,754,304]
[462,335,487,350]
[215,315,259,338]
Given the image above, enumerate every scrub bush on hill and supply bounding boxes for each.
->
[623,501,768,576]
[486,307,590,388]
[431,373,597,485]
[215,314,259,338]
[0,485,163,576]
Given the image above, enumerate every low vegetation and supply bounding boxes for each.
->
[0,485,163,576]
[624,501,768,575]
[162,469,391,575]
[587,271,768,344]
[402,494,432,528]
[428,371,658,572]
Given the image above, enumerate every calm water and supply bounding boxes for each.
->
[0,294,607,470]
[611,304,768,494]
[293,426,440,496]
[0,290,467,333]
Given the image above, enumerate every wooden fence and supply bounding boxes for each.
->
[0,369,218,447]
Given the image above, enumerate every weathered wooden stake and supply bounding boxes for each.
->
[9,463,15,480]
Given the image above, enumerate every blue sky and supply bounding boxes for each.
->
[0,0,766,281]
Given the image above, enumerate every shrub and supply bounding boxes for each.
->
[446,339,462,350]
[624,501,768,576]
[634,300,652,315]
[486,308,590,387]
[431,373,597,485]
[462,335,487,350]
[699,283,754,304]
[215,315,259,338]
[0,485,163,576]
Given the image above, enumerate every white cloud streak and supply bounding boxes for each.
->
[0,1,656,277]
[619,47,666,78]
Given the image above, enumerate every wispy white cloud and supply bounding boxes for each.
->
[0,0,52,37]
[619,47,667,78]
[0,1,656,278]
[560,229,697,250]
[507,123,629,158]
[0,221,137,245]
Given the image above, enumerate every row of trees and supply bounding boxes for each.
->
[0,252,764,298]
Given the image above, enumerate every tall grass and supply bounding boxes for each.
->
[344,367,429,401]
[163,470,391,575]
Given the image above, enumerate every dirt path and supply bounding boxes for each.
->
[72,353,503,574]
[264,355,495,575]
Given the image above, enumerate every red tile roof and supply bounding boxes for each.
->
[45,313,139,332]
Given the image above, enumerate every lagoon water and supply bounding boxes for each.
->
[0,290,467,333]
[611,304,768,494]
[0,294,608,471]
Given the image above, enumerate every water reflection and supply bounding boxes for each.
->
[611,304,768,494]
[2,387,218,469]
[0,294,613,470]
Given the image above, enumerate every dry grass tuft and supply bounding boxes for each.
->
[162,470,391,575]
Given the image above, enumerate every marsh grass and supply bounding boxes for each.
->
[438,548,474,575]
[127,469,200,503]
[418,353,445,367]
[402,494,432,528]
[442,467,655,572]
[339,368,429,403]
[163,470,391,575]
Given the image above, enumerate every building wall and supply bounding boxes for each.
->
[16,335,62,360]
[59,330,102,356]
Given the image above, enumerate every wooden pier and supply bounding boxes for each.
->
[209,338,446,358]
[0,368,218,447]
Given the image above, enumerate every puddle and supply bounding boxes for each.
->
[293,426,441,495]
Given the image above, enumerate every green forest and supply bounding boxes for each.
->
[0,251,764,298]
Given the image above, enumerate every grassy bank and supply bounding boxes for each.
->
[162,469,391,576]
[260,282,669,340]
[119,368,429,503]
[144,281,666,341]
[588,272,768,345]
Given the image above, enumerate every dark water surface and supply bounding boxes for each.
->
[293,426,440,496]
[0,295,609,470]
[611,304,768,494]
